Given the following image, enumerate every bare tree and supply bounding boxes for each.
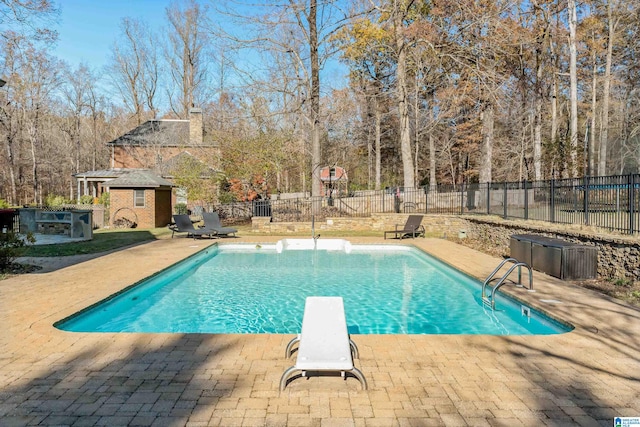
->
[107,18,159,125]
[211,0,351,201]
[164,0,209,118]
[0,0,59,43]
[14,43,60,203]
[61,63,91,175]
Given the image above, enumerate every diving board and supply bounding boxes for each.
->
[280,296,367,391]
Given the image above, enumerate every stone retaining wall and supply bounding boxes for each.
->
[252,214,640,282]
[458,216,640,282]
[251,214,467,236]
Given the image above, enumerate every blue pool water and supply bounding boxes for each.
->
[57,242,572,335]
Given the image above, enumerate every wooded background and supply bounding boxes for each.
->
[1,0,639,206]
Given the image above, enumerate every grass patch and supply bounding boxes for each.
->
[22,228,173,257]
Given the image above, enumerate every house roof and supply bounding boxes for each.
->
[106,119,189,146]
[102,170,174,189]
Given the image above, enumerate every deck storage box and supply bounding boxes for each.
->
[510,234,597,280]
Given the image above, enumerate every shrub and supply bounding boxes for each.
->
[98,192,110,206]
[612,278,632,287]
[45,194,70,207]
[79,195,94,205]
[0,199,9,209]
[0,231,34,270]
[174,203,189,215]
[218,191,237,204]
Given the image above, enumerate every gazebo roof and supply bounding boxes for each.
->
[74,169,136,180]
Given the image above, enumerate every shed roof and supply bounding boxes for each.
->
[103,170,174,188]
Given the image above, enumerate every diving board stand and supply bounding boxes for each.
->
[280,296,367,391]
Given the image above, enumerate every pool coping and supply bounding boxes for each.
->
[2,235,640,425]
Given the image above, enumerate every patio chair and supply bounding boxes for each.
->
[280,297,367,391]
[199,212,238,237]
[383,214,425,239]
[169,214,214,239]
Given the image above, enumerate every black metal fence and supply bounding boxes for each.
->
[231,174,640,235]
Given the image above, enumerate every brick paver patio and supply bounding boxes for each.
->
[1,236,639,426]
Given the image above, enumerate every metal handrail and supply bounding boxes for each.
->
[482,258,521,291]
[482,259,534,310]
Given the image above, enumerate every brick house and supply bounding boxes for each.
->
[74,108,221,228]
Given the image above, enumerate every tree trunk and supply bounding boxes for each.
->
[479,104,494,183]
[533,25,543,180]
[550,27,559,177]
[375,95,382,191]
[5,135,18,204]
[393,2,415,189]
[366,101,373,189]
[429,133,436,190]
[568,0,579,177]
[29,109,40,204]
[309,0,322,204]
[598,1,615,176]
[590,43,597,176]
[414,70,420,186]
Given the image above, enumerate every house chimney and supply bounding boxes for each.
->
[189,108,203,144]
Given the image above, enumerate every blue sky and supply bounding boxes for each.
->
[53,0,172,70]
[52,0,348,96]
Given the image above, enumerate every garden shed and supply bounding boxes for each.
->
[104,170,174,229]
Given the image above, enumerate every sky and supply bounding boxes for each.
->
[51,0,348,98]
[53,0,172,70]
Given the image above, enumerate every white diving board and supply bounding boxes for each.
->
[280,296,367,391]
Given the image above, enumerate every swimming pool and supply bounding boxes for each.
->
[57,240,572,335]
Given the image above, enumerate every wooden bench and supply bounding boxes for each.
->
[280,297,367,391]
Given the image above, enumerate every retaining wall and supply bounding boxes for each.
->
[459,215,640,282]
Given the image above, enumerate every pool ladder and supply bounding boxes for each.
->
[481,258,533,310]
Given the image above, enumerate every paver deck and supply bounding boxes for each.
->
[1,235,639,426]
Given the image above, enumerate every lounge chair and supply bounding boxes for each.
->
[199,212,238,237]
[384,214,425,239]
[169,214,213,239]
[280,296,367,391]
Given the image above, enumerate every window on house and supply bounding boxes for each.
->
[134,189,145,207]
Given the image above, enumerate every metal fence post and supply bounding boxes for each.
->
[550,179,556,223]
[629,174,636,234]
[524,180,529,220]
[503,183,508,219]
[583,175,590,226]
[424,186,428,214]
[460,182,465,214]
[486,183,490,215]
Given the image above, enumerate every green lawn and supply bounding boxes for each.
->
[22,227,173,257]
